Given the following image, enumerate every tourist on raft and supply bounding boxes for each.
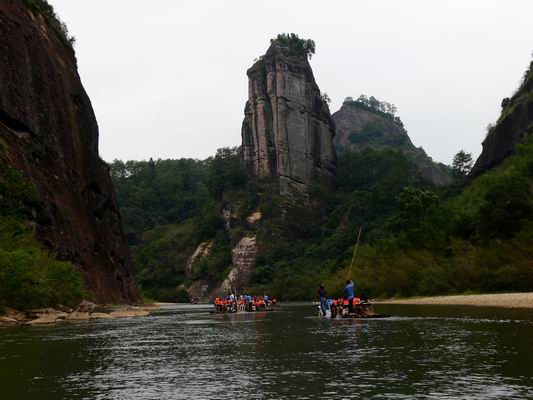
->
[318,284,328,316]
[344,279,356,314]
[214,293,277,313]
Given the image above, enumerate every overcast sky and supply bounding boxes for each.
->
[49,0,533,165]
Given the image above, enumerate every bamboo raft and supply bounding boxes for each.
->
[315,300,389,319]
[211,302,281,314]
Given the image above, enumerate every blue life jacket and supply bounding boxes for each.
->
[344,282,355,300]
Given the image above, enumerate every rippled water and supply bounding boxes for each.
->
[1,303,533,399]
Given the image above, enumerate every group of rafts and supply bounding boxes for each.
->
[317,297,386,319]
[213,295,279,313]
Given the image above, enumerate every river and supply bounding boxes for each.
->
[1,303,533,399]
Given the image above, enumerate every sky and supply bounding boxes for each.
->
[49,0,533,165]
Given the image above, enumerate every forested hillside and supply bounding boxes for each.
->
[111,142,533,302]
[110,148,249,301]
[110,147,440,301]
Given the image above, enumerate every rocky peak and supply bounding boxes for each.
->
[241,36,336,195]
[332,100,451,186]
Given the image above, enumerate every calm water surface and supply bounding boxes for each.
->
[1,303,533,399]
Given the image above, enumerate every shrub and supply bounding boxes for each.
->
[0,166,85,309]
[271,33,315,59]
[0,224,84,309]
[22,0,76,50]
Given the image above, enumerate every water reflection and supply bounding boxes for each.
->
[1,304,533,399]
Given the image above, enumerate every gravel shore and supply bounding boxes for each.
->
[378,292,533,309]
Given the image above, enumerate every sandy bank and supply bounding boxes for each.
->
[378,292,533,309]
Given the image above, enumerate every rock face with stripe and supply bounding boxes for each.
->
[0,0,139,303]
[241,38,336,195]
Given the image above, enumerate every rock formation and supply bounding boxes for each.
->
[219,236,258,294]
[470,60,533,177]
[332,101,451,186]
[0,1,139,303]
[186,236,258,302]
[241,39,336,195]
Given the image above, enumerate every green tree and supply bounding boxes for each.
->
[478,175,532,239]
[207,147,247,197]
[388,186,440,244]
[452,150,473,175]
[271,33,315,59]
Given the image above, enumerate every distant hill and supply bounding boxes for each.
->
[333,98,451,186]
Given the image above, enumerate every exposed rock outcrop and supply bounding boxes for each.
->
[219,236,258,294]
[241,40,336,195]
[66,311,90,321]
[246,210,262,229]
[0,1,139,303]
[332,102,451,186]
[0,302,152,325]
[76,300,96,314]
[470,61,533,177]
[186,236,258,302]
[185,241,213,272]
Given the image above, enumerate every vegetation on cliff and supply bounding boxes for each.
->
[343,95,402,126]
[0,167,84,310]
[270,33,315,59]
[22,0,75,49]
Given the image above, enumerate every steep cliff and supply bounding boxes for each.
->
[0,0,139,303]
[470,60,533,177]
[333,101,451,186]
[241,37,336,195]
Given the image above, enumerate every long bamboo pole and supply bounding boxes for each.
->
[347,226,363,280]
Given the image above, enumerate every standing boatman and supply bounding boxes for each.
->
[318,284,328,316]
[344,279,355,314]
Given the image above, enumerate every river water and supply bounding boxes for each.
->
[1,303,533,399]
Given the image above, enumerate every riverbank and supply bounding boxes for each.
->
[378,292,533,309]
[0,301,159,326]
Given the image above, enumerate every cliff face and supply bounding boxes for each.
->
[241,42,336,195]
[333,102,451,186]
[0,1,139,303]
[470,61,533,177]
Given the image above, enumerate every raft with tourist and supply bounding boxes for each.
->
[316,227,389,319]
[212,293,280,314]
[316,291,388,319]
